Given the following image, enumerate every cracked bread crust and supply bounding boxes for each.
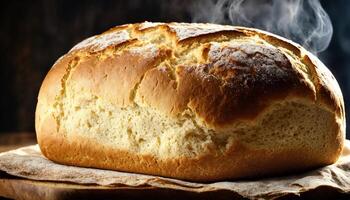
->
[36,22,345,181]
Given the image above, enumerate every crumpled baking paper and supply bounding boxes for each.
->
[0,140,349,200]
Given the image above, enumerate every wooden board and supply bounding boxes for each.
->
[1,172,350,200]
[0,173,243,200]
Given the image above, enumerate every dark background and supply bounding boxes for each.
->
[0,0,349,139]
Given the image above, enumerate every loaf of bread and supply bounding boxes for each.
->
[36,22,345,181]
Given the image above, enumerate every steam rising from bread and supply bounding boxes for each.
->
[190,0,333,53]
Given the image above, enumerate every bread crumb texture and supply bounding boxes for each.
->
[36,22,345,181]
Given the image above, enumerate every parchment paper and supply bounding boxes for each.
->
[0,140,350,200]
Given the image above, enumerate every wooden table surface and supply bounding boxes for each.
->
[0,132,37,153]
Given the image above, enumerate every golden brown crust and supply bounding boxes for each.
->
[36,22,345,181]
[237,26,344,116]
[38,22,338,128]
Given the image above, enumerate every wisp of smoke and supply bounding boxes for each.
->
[191,0,333,53]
